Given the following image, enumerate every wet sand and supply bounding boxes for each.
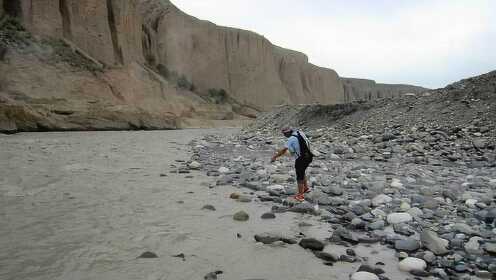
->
[0,130,409,280]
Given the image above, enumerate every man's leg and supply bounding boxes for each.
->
[297,180,304,194]
[303,176,310,193]
[302,157,312,193]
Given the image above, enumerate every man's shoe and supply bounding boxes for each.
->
[293,194,305,202]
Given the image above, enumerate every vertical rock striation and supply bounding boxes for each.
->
[13,0,349,110]
[0,0,428,132]
[342,77,427,102]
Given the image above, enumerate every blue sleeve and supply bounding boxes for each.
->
[286,137,298,155]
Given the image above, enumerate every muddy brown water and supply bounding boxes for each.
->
[0,130,410,280]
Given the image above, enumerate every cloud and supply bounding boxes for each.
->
[172,0,496,88]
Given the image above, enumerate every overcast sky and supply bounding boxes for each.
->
[172,0,495,89]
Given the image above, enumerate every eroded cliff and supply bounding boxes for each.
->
[0,0,426,132]
[342,77,427,102]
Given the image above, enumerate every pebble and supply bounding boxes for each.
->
[398,257,427,272]
[350,271,379,280]
[465,236,484,255]
[201,205,216,211]
[189,161,201,170]
[387,213,412,224]
[299,238,325,251]
[233,211,249,221]
[395,238,420,252]
[218,166,230,173]
[138,251,158,258]
[261,212,276,219]
[372,194,392,206]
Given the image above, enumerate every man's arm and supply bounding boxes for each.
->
[271,147,288,162]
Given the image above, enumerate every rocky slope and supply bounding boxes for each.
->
[185,70,496,279]
[0,0,426,133]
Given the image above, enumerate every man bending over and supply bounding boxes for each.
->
[271,127,313,202]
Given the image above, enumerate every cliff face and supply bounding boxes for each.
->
[11,0,345,110]
[341,78,427,102]
[0,0,425,132]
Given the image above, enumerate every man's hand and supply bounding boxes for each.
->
[271,148,288,163]
[270,155,277,163]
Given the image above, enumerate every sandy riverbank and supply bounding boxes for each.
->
[0,130,409,280]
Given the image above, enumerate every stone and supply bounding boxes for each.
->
[202,205,216,211]
[407,207,423,217]
[138,251,158,258]
[261,212,276,219]
[313,251,338,262]
[233,211,249,221]
[266,184,285,192]
[306,190,333,205]
[400,201,411,211]
[465,198,478,208]
[289,203,318,215]
[346,249,356,256]
[393,223,415,236]
[350,272,379,280]
[218,167,230,174]
[204,271,223,280]
[368,220,385,230]
[326,185,343,196]
[395,239,420,252]
[339,255,357,263]
[230,193,240,199]
[357,264,385,275]
[465,236,484,255]
[387,213,413,224]
[189,161,201,170]
[299,238,325,251]
[452,223,476,235]
[254,233,281,244]
[476,270,493,279]
[390,179,404,188]
[371,208,387,218]
[483,242,496,254]
[331,227,359,244]
[420,230,449,255]
[372,194,392,206]
[422,251,436,263]
[398,257,427,272]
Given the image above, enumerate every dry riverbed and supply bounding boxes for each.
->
[1,129,411,280]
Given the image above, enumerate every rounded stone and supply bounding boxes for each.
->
[201,204,216,211]
[218,166,230,173]
[398,257,427,272]
[188,161,201,170]
[350,271,379,280]
[233,211,249,221]
[261,212,276,219]
[387,213,413,224]
[372,194,393,206]
[299,238,325,251]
